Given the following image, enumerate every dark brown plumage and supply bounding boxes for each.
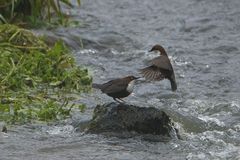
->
[92,76,139,103]
[139,45,177,91]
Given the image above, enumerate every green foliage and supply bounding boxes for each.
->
[0,92,86,123]
[0,0,81,27]
[0,24,91,124]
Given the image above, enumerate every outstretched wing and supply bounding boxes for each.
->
[151,55,173,71]
[139,66,165,81]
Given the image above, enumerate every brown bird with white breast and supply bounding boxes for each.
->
[92,76,139,103]
[139,44,177,91]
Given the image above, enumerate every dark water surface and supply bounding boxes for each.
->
[1,0,240,159]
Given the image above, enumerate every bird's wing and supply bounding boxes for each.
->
[101,79,128,94]
[151,56,173,71]
[139,65,165,81]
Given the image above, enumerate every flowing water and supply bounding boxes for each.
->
[1,0,240,159]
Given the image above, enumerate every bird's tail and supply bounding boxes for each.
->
[92,83,102,89]
[169,74,177,91]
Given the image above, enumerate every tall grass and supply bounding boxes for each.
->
[0,0,80,26]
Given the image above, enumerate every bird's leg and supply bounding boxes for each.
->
[113,98,125,103]
[118,98,126,103]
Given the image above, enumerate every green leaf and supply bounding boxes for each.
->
[0,14,7,24]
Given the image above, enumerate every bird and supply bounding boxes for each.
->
[139,44,177,91]
[92,76,139,103]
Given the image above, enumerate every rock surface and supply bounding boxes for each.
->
[0,122,7,133]
[86,102,180,139]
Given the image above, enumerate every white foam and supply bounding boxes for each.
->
[198,115,225,127]
[46,125,74,135]
[79,49,97,54]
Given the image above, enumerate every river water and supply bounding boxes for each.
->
[1,0,240,159]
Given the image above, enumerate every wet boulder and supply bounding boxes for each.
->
[0,122,7,133]
[86,102,180,139]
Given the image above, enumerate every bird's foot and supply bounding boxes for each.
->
[114,98,126,104]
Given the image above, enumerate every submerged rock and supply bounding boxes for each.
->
[86,102,180,139]
[0,122,7,133]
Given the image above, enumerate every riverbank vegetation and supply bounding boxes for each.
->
[0,24,92,124]
[0,0,80,27]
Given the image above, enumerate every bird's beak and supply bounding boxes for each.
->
[134,77,142,81]
[148,48,153,52]
[148,49,153,52]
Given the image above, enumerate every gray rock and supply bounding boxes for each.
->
[0,122,7,133]
[86,102,180,139]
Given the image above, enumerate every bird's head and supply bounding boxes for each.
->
[149,44,167,55]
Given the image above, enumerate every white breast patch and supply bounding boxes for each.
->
[126,80,135,92]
